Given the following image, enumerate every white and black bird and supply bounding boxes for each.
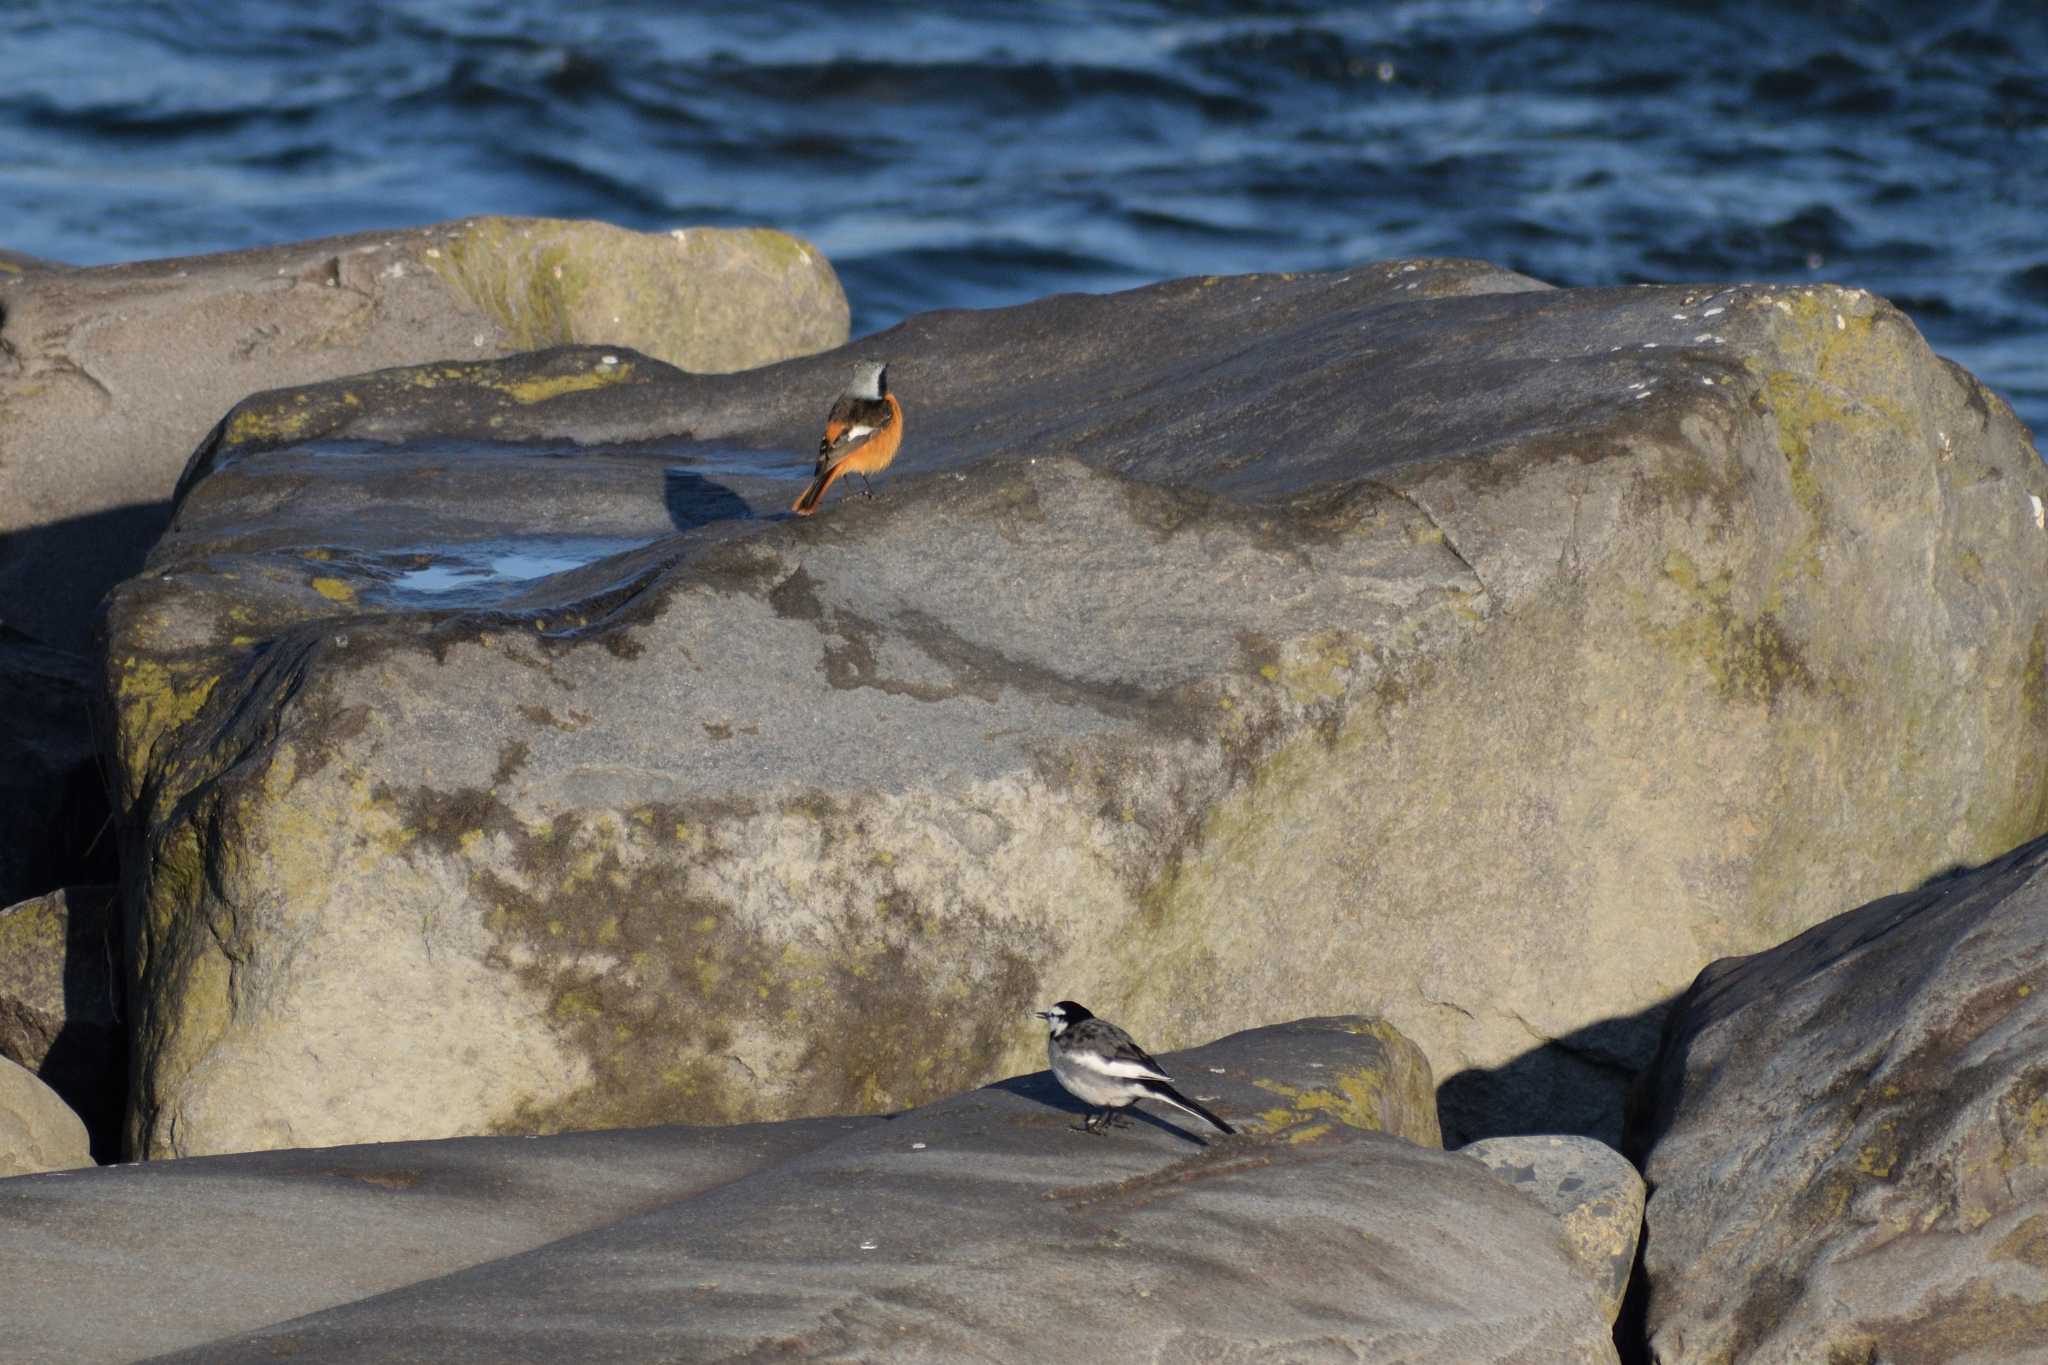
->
[1034,1000,1235,1136]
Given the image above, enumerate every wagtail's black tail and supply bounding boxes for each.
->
[1143,1079,1235,1135]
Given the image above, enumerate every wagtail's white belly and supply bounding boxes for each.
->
[1050,1042,1139,1108]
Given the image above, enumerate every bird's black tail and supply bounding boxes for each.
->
[1143,1080,1235,1135]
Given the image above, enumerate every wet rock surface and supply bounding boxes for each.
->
[1635,832,2048,1363]
[0,884,122,1162]
[101,261,2048,1159]
[0,216,846,650]
[4,1017,1616,1365]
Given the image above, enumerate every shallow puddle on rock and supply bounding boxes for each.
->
[372,537,660,606]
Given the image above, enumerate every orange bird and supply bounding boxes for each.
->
[792,359,903,516]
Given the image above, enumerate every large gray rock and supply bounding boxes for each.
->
[103,262,2048,1159]
[0,1054,90,1177]
[0,884,122,1160]
[0,216,847,650]
[0,1115,876,1365]
[111,1017,1615,1364]
[0,627,113,907]
[1635,832,2048,1363]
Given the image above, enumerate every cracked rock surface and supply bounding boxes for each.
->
[102,261,2048,1158]
[0,216,846,649]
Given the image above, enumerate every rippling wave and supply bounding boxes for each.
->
[2,0,2041,429]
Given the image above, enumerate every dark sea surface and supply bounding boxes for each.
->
[1,0,2042,433]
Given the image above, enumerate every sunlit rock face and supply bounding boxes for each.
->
[101,261,2048,1158]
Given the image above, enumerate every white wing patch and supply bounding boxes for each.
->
[843,423,875,442]
[1067,1051,1172,1083]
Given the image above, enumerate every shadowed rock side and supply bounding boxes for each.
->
[0,216,847,649]
[0,885,122,1162]
[101,261,2048,1159]
[0,627,113,907]
[1633,832,2048,1364]
[115,1018,1616,1364]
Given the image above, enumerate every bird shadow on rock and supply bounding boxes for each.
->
[662,467,756,532]
[986,1072,1222,1147]
[1434,995,1682,1153]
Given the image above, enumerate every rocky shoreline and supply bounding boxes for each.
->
[3,221,2045,1360]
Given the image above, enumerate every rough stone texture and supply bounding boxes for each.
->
[114,1018,1614,1364]
[1460,1133,1644,1324]
[1635,831,2048,1364]
[0,1054,90,1176]
[0,626,113,907]
[0,1115,877,1365]
[0,216,847,650]
[102,261,2048,1159]
[0,884,123,1161]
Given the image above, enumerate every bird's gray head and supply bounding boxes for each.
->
[1033,1000,1094,1037]
[848,359,888,401]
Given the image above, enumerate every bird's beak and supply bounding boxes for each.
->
[1032,1010,1052,1020]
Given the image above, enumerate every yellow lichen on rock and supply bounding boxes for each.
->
[1248,1020,1440,1148]
[113,656,218,777]
[496,361,636,405]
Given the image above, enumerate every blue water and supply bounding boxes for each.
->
[2,0,2042,433]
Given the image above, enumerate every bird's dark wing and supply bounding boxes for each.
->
[815,394,897,471]
[1072,1019,1174,1083]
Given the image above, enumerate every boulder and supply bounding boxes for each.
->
[0,216,847,650]
[0,1114,878,1365]
[0,885,123,1161]
[0,1054,90,1177]
[115,1017,1616,1364]
[102,262,2048,1158]
[0,627,113,907]
[1635,831,2048,1363]
[1461,1133,1644,1324]
[0,247,67,276]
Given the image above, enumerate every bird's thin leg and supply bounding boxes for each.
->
[858,473,876,499]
